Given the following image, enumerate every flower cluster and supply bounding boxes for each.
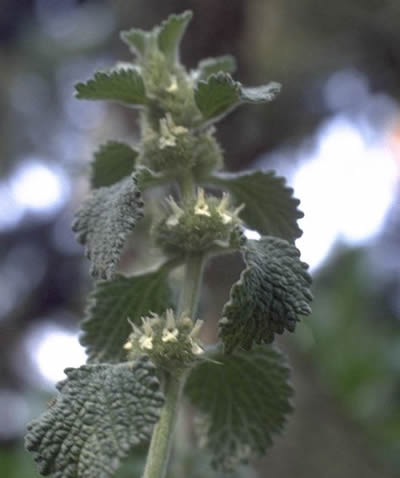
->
[123,309,204,373]
[155,188,243,254]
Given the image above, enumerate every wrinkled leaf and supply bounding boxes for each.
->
[195,55,237,81]
[157,10,193,63]
[185,345,293,470]
[25,357,164,478]
[207,170,303,242]
[72,175,144,280]
[194,72,280,122]
[81,261,176,363]
[219,236,312,353]
[91,141,139,189]
[75,69,147,105]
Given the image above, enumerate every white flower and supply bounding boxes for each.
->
[194,188,211,217]
[158,114,188,150]
[139,335,153,350]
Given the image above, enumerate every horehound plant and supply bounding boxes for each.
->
[25,11,312,478]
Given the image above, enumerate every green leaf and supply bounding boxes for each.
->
[120,28,150,57]
[72,175,144,280]
[80,261,175,363]
[185,345,293,470]
[219,237,312,353]
[194,73,240,120]
[157,10,193,63]
[75,69,147,105]
[195,55,237,81]
[91,141,139,189]
[207,170,303,242]
[25,357,164,478]
[194,72,280,122]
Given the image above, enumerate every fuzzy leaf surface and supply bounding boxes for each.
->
[194,72,280,122]
[207,170,303,242]
[120,28,150,57]
[25,358,164,478]
[91,141,139,188]
[219,237,312,353]
[81,262,174,363]
[157,11,192,63]
[72,176,144,280]
[185,345,293,470]
[75,69,147,105]
[196,55,237,81]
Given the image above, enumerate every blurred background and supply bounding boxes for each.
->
[0,0,399,477]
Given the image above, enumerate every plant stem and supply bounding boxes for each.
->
[179,172,195,203]
[178,253,204,317]
[142,372,184,478]
[142,251,205,478]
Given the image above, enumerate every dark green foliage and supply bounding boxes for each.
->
[219,236,312,353]
[207,170,303,242]
[194,72,280,122]
[72,176,144,280]
[75,69,147,105]
[185,345,293,470]
[80,262,175,363]
[25,358,164,478]
[194,73,241,121]
[91,141,139,189]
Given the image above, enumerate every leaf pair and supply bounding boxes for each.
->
[25,344,293,477]
[76,10,280,128]
[76,68,280,126]
[183,236,311,469]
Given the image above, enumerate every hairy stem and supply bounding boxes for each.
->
[142,372,184,478]
[179,172,195,203]
[178,253,205,316]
